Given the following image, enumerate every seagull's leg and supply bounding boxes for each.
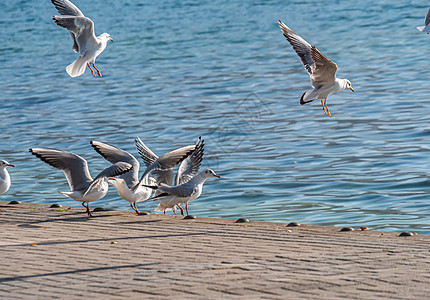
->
[324,99,332,117]
[321,99,327,115]
[134,202,140,214]
[82,202,93,217]
[164,209,166,215]
[87,63,96,77]
[185,203,189,216]
[177,204,184,216]
[92,63,102,77]
[173,207,177,215]
[130,203,139,214]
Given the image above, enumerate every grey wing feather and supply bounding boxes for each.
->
[70,32,79,52]
[175,137,204,186]
[134,137,159,167]
[158,183,197,198]
[278,20,314,75]
[51,0,84,16]
[90,141,139,188]
[133,142,197,191]
[93,162,133,181]
[84,162,133,197]
[425,8,430,26]
[310,46,338,87]
[52,16,97,56]
[29,148,92,192]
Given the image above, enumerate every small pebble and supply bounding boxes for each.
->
[399,232,413,237]
[286,222,300,227]
[50,203,62,208]
[138,211,150,216]
[30,244,37,247]
[235,218,249,223]
[286,230,292,233]
[8,200,21,205]
[340,227,354,232]
[360,227,369,231]
[111,241,118,244]
[184,215,196,220]
[93,207,105,212]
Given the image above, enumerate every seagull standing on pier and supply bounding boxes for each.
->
[30,148,132,216]
[0,160,14,196]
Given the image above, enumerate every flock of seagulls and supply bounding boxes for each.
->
[26,137,219,217]
[1,1,429,217]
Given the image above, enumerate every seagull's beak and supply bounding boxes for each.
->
[214,174,220,178]
[350,87,355,92]
[6,164,15,167]
[108,38,113,41]
[108,177,115,181]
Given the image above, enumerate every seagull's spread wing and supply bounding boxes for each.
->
[29,148,92,192]
[175,137,204,186]
[134,137,159,167]
[278,20,314,75]
[51,0,84,17]
[310,46,338,87]
[278,20,337,88]
[84,162,133,196]
[133,143,197,191]
[51,0,86,52]
[425,8,430,26]
[53,16,98,56]
[90,141,140,188]
[157,183,198,199]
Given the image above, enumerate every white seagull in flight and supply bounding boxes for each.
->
[278,20,354,117]
[51,0,113,77]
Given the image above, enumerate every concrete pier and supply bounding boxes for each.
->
[0,201,429,299]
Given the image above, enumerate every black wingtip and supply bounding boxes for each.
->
[299,92,306,105]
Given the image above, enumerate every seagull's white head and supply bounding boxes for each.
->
[203,169,220,179]
[100,33,113,42]
[0,160,14,169]
[343,79,354,92]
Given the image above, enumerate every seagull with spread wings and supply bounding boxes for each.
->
[51,0,113,77]
[143,139,220,216]
[278,20,354,117]
[90,141,155,214]
[29,148,132,216]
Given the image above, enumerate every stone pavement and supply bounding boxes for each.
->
[0,201,429,299]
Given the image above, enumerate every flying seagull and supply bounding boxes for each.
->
[417,8,430,34]
[0,160,14,196]
[30,148,132,216]
[51,0,113,77]
[90,141,155,214]
[278,20,354,117]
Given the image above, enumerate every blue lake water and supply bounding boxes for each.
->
[2,0,430,233]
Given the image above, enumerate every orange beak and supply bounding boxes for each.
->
[350,87,354,92]
[7,164,14,167]
[109,38,113,41]
[214,174,220,178]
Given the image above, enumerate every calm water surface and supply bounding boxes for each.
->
[2,0,430,233]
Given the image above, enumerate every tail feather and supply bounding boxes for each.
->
[66,57,87,77]
[300,91,317,105]
[417,25,430,33]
